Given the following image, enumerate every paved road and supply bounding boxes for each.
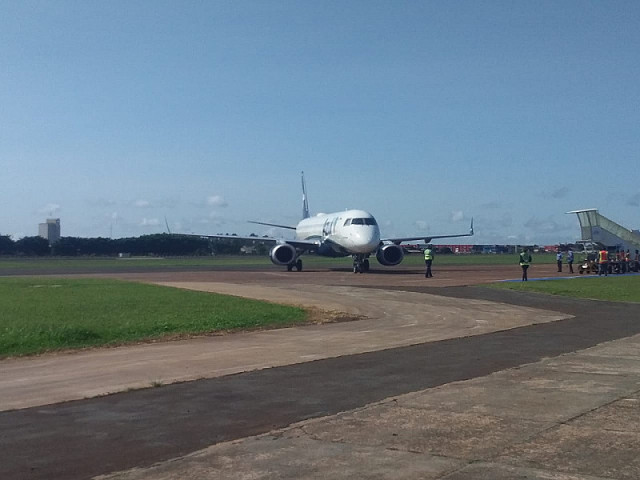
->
[2,286,640,480]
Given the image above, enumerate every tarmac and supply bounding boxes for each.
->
[1,263,640,479]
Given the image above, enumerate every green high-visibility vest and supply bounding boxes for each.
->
[519,252,531,266]
[424,249,433,260]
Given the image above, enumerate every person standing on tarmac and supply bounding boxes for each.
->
[519,248,532,282]
[424,244,434,278]
[625,250,631,273]
[556,249,563,272]
[598,248,608,276]
[567,247,574,273]
[618,249,626,274]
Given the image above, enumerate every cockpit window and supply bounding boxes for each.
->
[343,218,352,226]
[350,218,377,226]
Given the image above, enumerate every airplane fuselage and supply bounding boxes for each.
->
[295,209,381,256]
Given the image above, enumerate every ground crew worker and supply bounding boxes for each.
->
[424,245,434,278]
[625,250,631,273]
[598,248,608,276]
[567,248,574,273]
[519,248,532,282]
[556,249,563,272]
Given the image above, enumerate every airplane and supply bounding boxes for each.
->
[197,172,473,273]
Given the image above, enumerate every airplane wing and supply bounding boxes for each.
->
[382,219,474,245]
[182,233,320,250]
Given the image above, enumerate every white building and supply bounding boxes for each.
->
[39,218,61,244]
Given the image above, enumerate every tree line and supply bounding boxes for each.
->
[0,234,270,256]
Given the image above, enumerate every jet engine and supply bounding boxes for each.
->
[376,244,404,266]
[269,243,297,265]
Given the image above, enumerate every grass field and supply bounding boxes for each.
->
[489,275,640,303]
[0,256,273,271]
[0,277,307,358]
[0,252,560,273]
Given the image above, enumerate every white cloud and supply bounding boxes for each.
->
[450,210,464,222]
[87,198,117,207]
[524,216,573,234]
[627,193,640,207]
[414,220,428,230]
[139,218,160,226]
[133,199,151,208]
[207,195,228,207]
[549,187,570,199]
[38,203,61,216]
[480,201,501,209]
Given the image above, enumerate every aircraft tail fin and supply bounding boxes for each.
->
[301,171,310,219]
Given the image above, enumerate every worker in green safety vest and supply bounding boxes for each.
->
[424,245,434,278]
[519,248,532,282]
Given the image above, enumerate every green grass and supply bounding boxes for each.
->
[0,252,560,273]
[0,277,306,358]
[0,256,272,271]
[488,275,640,303]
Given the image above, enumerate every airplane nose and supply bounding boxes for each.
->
[352,228,380,252]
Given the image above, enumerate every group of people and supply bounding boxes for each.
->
[520,247,576,282]
[555,248,576,273]
[521,247,640,281]
[595,248,640,276]
[425,246,639,281]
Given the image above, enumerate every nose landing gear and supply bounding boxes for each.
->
[352,255,370,273]
[286,258,303,272]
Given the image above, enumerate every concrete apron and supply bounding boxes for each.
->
[96,333,640,480]
[0,283,568,412]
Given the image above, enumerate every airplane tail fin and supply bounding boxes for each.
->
[301,171,310,219]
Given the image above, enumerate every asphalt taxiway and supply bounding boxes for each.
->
[1,263,640,479]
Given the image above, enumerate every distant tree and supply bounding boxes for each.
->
[51,237,80,256]
[7,233,252,257]
[0,235,15,255]
[51,237,116,256]
[210,237,243,255]
[254,242,269,255]
[15,236,50,256]
[108,234,212,256]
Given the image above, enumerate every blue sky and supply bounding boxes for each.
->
[1,1,639,245]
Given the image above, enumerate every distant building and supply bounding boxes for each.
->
[39,218,61,244]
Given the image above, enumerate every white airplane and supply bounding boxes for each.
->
[201,172,473,273]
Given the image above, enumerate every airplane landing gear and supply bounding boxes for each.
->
[287,258,303,272]
[352,255,370,274]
